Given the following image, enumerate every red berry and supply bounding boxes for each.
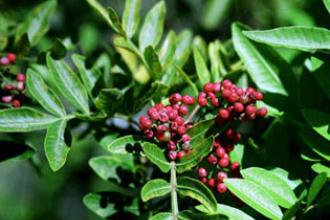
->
[222,80,232,89]
[217,183,227,193]
[198,167,208,177]
[139,116,152,129]
[167,109,178,121]
[177,126,186,135]
[222,89,231,98]
[218,158,229,167]
[217,171,227,182]
[177,151,186,160]
[167,141,177,151]
[11,99,21,108]
[16,73,26,82]
[169,93,182,104]
[159,112,169,122]
[231,162,240,172]
[207,178,216,187]
[228,93,239,103]
[207,154,218,165]
[226,128,235,139]
[225,144,234,152]
[182,95,194,105]
[168,151,177,161]
[197,95,208,106]
[157,124,167,133]
[7,53,16,63]
[216,147,226,158]
[218,109,229,119]
[255,92,263,100]
[157,131,171,142]
[257,107,267,117]
[179,105,188,116]
[211,98,220,107]
[234,102,244,113]
[203,83,214,93]
[235,132,241,141]
[175,116,184,125]
[155,103,164,110]
[145,130,154,139]
[245,105,256,116]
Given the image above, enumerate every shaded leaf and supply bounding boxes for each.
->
[0,140,35,162]
[312,163,330,178]
[175,66,199,97]
[178,210,227,220]
[44,119,70,171]
[26,69,66,117]
[150,212,173,220]
[301,109,330,141]
[142,142,170,173]
[141,179,171,202]
[232,23,287,95]
[15,0,57,45]
[307,173,328,206]
[0,107,56,132]
[95,88,124,114]
[177,177,217,213]
[195,204,254,220]
[324,0,330,14]
[144,46,162,80]
[83,193,116,218]
[108,135,143,154]
[244,27,330,52]
[224,179,283,220]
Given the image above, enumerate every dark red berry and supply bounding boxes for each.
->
[203,83,214,93]
[197,95,208,106]
[257,107,267,117]
[169,93,182,104]
[167,141,177,151]
[11,99,21,108]
[179,105,188,116]
[182,95,194,105]
[231,162,240,172]
[3,84,14,91]
[216,147,226,158]
[181,134,191,143]
[207,178,216,187]
[228,93,239,103]
[198,167,208,177]
[200,177,207,183]
[218,109,229,119]
[207,154,218,165]
[217,183,227,193]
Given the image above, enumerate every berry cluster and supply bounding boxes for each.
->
[0,53,26,108]
[197,128,242,194]
[139,94,196,161]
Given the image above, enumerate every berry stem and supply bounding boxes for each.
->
[170,162,179,219]
[185,105,200,124]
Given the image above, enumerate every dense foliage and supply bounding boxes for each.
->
[1,0,330,219]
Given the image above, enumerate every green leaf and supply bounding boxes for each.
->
[230,144,244,166]
[142,142,170,173]
[224,179,283,220]
[312,163,330,178]
[122,0,141,38]
[144,46,162,80]
[195,204,254,220]
[72,54,102,94]
[324,0,330,14]
[307,173,328,206]
[193,47,210,86]
[241,167,298,208]
[89,155,135,182]
[208,41,224,82]
[244,27,330,52]
[177,177,217,213]
[139,1,166,51]
[86,0,125,36]
[141,179,171,202]
[178,210,228,220]
[231,23,287,95]
[301,109,330,141]
[201,0,231,30]
[15,0,57,45]
[83,193,116,218]
[176,136,213,173]
[159,31,176,68]
[44,119,70,171]
[47,54,90,114]
[26,69,66,117]
[0,107,57,132]
[174,30,193,67]
[299,130,330,161]
[175,66,199,97]
[150,212,173,220]
[95,88,124,114]
[108,135,143,154]
[282,201,302,220]
[269,167,302,190]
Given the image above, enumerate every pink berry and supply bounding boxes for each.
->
[217,172,227,182]
[168,151,177,161]
[16,73,26,82]
[214,83,221,93]
[216,147,226,158]
[218,158,229,167]
[222,80,232,89]
[1,95,13,103]
[217,183,227,193]
[167,141,177,151]
[16,82,25,91]
[207,154,218,165]
[0,57,10,65]
[179,105,188,116]
[198,167,208,177]
[181,134,191,143]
